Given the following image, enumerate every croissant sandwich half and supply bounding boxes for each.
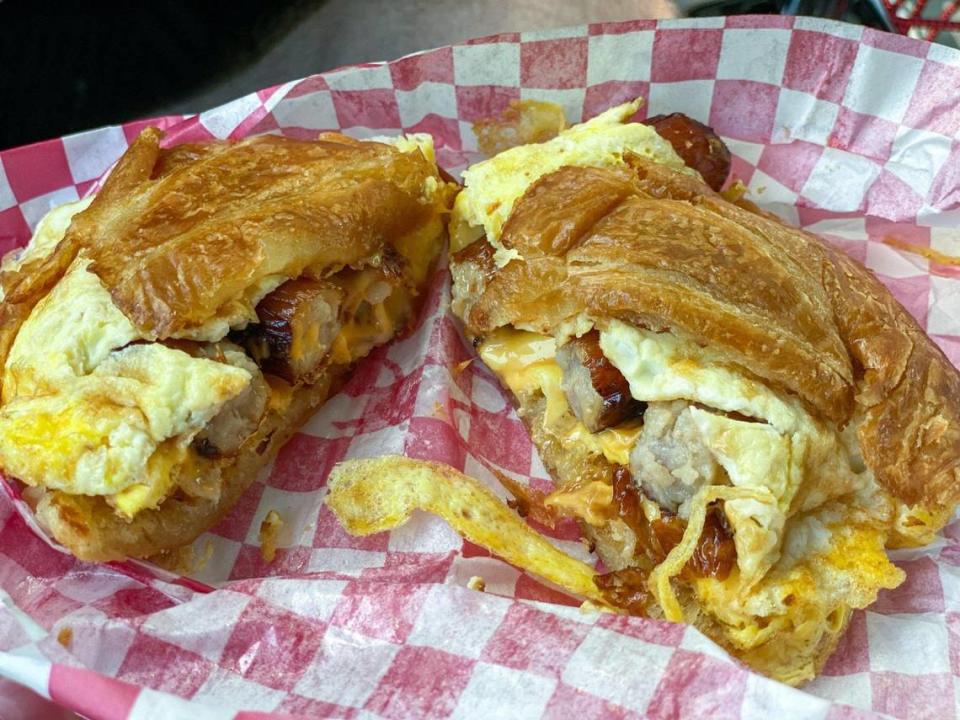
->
[447,100,960,684]
[0,128,455,562]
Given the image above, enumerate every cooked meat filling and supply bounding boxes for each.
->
[191,343,269,458]
[254,279,344,385]
[629,400,722,513]
[557,330,644,432]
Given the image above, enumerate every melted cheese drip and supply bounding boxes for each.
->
[452,99,693,264]
[545,481,614,526]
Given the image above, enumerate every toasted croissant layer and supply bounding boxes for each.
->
[449,103,960,684]
[0,129,455,561]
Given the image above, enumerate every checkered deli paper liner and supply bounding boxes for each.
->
[0,15,959,720]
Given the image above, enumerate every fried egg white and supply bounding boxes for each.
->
[0,250,250,517]
[475,323,901,685]
[0,197,93,283]
[598,320,878,587]
[452,99,693,265]
[0,343,248,498]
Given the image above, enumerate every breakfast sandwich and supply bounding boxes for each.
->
[333,99,959,685]
[0,127,455,562]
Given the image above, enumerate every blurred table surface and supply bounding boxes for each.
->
[155,0,679,116]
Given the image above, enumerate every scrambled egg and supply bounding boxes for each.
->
[452,99,692,265]
[0,233,251,518]
[0,197,93,282]
[0,133,444,520]
[476,323,901,681]
[3,258,140,401]
[0,343,249,509]
[599,320,879,587]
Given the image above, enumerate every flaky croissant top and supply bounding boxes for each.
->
[454,154,960,518]
[0,128,446,369]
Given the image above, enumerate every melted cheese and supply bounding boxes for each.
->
[452,99,692,264]
[545,481,613,526]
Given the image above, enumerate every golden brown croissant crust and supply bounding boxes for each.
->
[455,155,960,512]
[0,128,440,372]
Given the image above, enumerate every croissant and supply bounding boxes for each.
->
[449,100,960,684]
[0,128,455,562]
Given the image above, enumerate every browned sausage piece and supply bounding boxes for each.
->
[557,330,645,433]
[255,279,343,385]
[189,343,270,460]
[642,113,731,191]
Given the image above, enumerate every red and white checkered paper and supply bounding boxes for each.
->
[1,16,959,720]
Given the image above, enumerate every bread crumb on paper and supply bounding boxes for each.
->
[474,100,567,156]
[57,626,73,649]
[432,401,449,420]
[150,544,195,574]
[720,179,748,203]
[579,600,604,615]
[451,359,473,379]
[259,510,284,563]
[467,575,486,592]
[149,540,213,575]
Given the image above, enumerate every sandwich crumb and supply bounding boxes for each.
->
[432,401,449,420]
[467,575,486,592]
[579,600,604,615]
[451,359,473,378]
[720,179,748,203]
[474,99,567,156]
[149,539,214,575]
[150,545,195,574]
[259,510,284,563]
[57,626,73,649]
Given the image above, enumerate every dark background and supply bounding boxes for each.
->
[0,1,322,150]
[0,0,947,151]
